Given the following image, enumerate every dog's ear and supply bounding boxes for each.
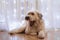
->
[37,12,43,19]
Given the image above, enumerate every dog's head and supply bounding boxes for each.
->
[25,10,43,26]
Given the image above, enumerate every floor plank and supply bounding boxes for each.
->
[0,30,60,40]
[0,32,47,40]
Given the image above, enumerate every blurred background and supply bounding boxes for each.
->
[0,0,60,31]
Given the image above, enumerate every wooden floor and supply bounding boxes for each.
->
[0,30,60,40]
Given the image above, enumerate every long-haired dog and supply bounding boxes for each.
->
[9,10,46,39]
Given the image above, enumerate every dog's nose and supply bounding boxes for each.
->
[25,16,30,20]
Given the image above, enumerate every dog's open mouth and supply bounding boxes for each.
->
[30,21,35,26]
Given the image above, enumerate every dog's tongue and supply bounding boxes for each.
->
[30,21,35,26]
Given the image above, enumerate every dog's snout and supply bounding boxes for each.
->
[25,16,30,20]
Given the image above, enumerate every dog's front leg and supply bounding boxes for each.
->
[38,31,45,39]
[9,26,26,34]
[25,26,31,34]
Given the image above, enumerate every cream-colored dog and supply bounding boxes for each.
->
[9,10,46,39]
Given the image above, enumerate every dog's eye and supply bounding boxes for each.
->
[28,12,34,15]
[31,13,34,15]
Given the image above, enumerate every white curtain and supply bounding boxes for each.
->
[0,0,60,31]
[39,0,60,30]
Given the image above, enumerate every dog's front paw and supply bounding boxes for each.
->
[8,31,17,35]
[38,31,45,39]
[8,32,16,35]
[8,32,14,35]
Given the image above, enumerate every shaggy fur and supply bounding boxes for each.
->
[9,10,46,39]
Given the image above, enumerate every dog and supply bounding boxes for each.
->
[9,10,46,39]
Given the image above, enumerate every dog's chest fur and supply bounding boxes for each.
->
[29,21,39,33]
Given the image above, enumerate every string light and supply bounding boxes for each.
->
[41,0,43,2]
[14,8,16,13]
[46,8,48,10]
[13,8,16,17]
[56,15,60,19]
[14,0,16,4]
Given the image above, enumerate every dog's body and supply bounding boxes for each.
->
[9,10,46,39]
